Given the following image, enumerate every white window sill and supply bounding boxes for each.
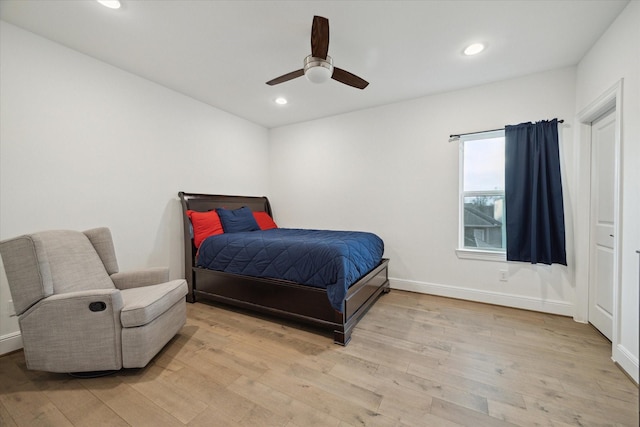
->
[455,248,506,262]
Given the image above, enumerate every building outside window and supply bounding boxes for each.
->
[459,130,506,252]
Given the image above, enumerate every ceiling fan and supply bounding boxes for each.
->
[266,16,369,90]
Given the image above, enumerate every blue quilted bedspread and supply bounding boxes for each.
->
[196,228,384,312]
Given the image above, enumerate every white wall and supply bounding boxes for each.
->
[574,1,639,382]
[0,22,269,353]
[269,67,578,316]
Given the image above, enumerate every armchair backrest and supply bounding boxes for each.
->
[0,229,116,316]
[83,227,120,275]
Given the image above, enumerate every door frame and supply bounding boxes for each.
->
[575,80,622,356]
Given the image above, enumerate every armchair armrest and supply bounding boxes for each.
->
[110,267,170,290]
[18,289,124,373]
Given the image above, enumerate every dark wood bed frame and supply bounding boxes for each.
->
[179,192,390,345]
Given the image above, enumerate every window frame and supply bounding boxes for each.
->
[456,130,507,262]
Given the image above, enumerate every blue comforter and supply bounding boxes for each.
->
[196,229,384,312]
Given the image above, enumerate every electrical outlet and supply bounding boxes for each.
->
[499,270,508,282]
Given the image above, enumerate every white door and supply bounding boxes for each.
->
[588,108,616,340]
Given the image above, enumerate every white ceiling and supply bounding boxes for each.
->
[0,0,629,128]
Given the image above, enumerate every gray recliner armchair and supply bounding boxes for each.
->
[0,227,188,374]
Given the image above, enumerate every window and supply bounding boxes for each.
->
[459,130,506,255]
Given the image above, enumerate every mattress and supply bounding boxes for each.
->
[196,228,384,311]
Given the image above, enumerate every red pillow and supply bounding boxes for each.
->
[253,211,278,230]
[187,209,224,248]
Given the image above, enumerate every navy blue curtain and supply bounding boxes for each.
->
[505,119,566,265]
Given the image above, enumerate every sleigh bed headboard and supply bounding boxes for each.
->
[178,192,273,302]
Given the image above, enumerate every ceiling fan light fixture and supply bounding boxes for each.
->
[304,55,334,84]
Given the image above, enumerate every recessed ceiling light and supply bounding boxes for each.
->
[464,43,485,56]
[97,0,121,9]
[275,97,288,105]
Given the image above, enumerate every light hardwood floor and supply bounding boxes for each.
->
[1,290,637,426]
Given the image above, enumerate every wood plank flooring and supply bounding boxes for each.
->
[1,290,637,426]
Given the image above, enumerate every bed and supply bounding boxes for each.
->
[179,192,390,345]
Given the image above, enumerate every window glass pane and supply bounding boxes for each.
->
[463,195,505,250]
[463,137,505,192]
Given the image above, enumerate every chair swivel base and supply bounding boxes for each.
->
[68,370,118,378]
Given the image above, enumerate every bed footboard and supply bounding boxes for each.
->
[193,259,389,345]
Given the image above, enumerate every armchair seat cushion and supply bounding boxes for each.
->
[120,280,188,328]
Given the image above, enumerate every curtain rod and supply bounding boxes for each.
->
[449,119,564,140]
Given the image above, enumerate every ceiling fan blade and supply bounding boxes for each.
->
[332,67,369,89]
[311,15,329,59]
[266,69,304,86]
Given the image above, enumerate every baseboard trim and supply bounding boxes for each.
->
[0,331,23,356]
[613,343,639,384]
[389,277,574,317]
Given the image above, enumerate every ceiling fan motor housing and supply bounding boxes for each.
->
[304,55,334,83]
